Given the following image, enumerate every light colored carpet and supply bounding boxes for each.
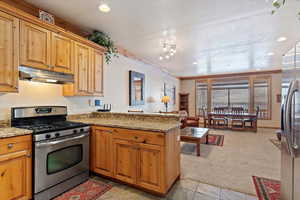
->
[181,128,281,196]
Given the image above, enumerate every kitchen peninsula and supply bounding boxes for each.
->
[70,112,181,195]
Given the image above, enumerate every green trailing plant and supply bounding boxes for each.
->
[271,0,300,19]
[88,30,118,64]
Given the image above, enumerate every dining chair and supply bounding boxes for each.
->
[231,107,245,130]
[244,106,259,131]
[202,108,210,128]
[211,107,228,128]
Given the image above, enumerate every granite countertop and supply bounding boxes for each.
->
[71,118,180,133]
[0,127,33,139]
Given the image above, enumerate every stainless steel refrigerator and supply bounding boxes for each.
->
[281,42,300,200]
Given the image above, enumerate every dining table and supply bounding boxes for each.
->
[207,112,257,132]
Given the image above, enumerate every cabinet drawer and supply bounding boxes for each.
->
[0,135,31,155]
[113,128,165,146]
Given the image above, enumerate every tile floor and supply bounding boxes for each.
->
[93,176,258,200]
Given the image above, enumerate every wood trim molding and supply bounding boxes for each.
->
[0,0,88,37]
[178,69,282,80]
[0,0,165,69]
[0,1,103,52]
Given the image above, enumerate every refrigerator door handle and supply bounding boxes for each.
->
[285,80,299,156]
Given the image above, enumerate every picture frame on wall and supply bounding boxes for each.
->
[129,71,145,106]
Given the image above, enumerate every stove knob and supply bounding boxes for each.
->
[80,128,84,132]
[73,130,78,134]
[55,133,60,137]
[45,134,51,139]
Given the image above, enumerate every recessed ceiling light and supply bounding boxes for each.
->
[267,52,275,56]
[277,37,287,42]
[159,56,163,60]
[165,55,170,59]
[193,62,198,65]
[99,1,111,13]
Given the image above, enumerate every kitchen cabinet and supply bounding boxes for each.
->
[90,127,113,177]
[113,139,137,184]
[89,49,104,96]
[74,42,90,95]
[0,11,19,92]
[51,33,73,74]
[20,21,51,70]
[63,45,104,96]
[90,126,180,195]
[0,135,32,200]
[136,143,163,192]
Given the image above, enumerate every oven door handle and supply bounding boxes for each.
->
[35,132,89,148]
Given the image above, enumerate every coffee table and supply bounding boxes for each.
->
[180,127,209,156]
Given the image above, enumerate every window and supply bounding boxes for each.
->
[196,81,208,116]
[253,78,271,119]
[195,75,271,120]
[211,79,250,111]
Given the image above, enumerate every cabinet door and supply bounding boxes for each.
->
[0,150,32,200]
[90,49,104,96]
[20,21,51,70]
[51,33,73,74]
[74,42,89,95]
[90,127,113,177]
[113,139,137,184]
[136,143,163,192]
[0,11,19,92]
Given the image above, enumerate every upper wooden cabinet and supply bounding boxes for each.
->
[51,33,73,74]
[0,11,19,92]
[63,44,104,96]
[0,135,32,200]
[89,49,104,96]
[20,21,51,70]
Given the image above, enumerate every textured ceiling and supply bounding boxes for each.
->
[25,0,300,77]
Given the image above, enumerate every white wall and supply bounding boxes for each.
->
[0,55,179,120]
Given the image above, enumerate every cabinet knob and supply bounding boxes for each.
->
[1,170,6,177]
[7,143,13,149]
[134,136,139,140]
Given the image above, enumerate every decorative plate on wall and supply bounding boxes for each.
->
[39,10,55,24]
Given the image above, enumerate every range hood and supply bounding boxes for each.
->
[19,66,74,84]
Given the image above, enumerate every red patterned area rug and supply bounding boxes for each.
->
[207,134,224,146]
[54,179,112,200]
[252,176,280,200]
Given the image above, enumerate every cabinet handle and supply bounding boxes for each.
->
[7,144,13,149]
[134,136,139,140]
[1,170,6,177]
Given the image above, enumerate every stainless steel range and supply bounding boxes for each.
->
[11,106,90,200]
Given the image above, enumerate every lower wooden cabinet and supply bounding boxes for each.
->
[90,126,180,195]
[113,139,137,184]
[0,135,32,200]
[136,143,163,192]
[90,127,113,177]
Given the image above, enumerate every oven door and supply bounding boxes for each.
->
[34,131,89,194]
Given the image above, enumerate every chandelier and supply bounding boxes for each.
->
[159,30,177,61]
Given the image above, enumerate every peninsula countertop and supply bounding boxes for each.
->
[69,112,181,133]
[0,127,33,139]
